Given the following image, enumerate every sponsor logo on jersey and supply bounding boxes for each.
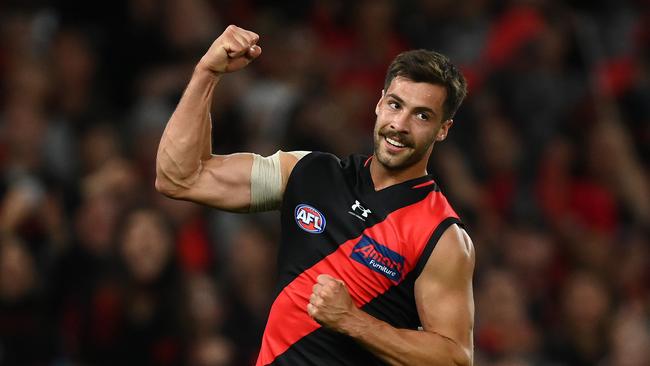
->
[348,199,372,221]
[351,235,405,282]
[294,204,326,233]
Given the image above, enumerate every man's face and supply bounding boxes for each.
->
[373,76,452,171]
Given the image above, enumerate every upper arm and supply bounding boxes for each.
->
[414,224,475,362]
[156,151,303,212]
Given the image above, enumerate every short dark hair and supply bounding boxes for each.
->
[384,50,467,121]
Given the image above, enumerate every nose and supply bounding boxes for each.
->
[389,110,410,133]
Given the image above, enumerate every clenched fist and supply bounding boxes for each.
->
[307,274,358,332]
[198,25,262,75]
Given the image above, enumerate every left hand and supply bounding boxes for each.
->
[307,274,356,331]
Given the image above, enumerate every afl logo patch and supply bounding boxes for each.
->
[294,204,326,234]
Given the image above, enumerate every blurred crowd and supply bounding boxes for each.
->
[0,0,649,365]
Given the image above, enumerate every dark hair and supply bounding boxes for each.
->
[384,50,468,121]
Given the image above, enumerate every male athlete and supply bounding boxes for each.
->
[156,25,474,366]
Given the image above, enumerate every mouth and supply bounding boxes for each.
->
[385,136,406,148]
[381,132,412,152]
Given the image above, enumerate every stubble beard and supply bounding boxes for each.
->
[373,127,432,172]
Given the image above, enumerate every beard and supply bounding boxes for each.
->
[373,125,434,171]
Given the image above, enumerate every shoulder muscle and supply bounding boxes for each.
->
[414,224,475,358]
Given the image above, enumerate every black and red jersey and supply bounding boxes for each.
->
[256,152,461,366]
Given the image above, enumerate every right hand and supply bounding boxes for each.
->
[198,25,261,75]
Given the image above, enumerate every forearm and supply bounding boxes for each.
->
[156,66,219,188]
[341,308,472,366]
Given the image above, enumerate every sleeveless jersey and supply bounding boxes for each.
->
[256,152,461,366]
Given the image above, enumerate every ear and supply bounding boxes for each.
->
[436,119,454,141]
[375,89,385,116]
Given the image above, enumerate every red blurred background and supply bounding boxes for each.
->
[0,0,649,365]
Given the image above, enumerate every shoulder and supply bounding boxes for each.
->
[283,151,337,193]
[290,151,334,168]
[424,184,461,222]
[413,224,475,364]
[420,224,474,282]
[290,152,367,173]
[437,225,474,263]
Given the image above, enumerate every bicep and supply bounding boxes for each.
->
[169,151,306,213]
[170,153,254,212]
[414,224,475,353]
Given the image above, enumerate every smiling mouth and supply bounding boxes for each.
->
[384,135,409,149]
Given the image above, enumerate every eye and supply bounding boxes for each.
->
[416,112,429,121]
[388,101,400,110]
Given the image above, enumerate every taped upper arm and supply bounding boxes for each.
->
[414,224,475,357]
[249,150,309,212]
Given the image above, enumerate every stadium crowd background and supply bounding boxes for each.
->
[0,0,649,365]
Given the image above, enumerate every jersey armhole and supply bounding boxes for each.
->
[412,217,463,279]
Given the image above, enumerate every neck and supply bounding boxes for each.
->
[369,155,429,191]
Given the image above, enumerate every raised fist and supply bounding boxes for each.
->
[198,25,261,74]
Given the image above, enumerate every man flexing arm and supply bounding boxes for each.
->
[155,25,303,212]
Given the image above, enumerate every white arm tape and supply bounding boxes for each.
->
[249,150,310,212]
